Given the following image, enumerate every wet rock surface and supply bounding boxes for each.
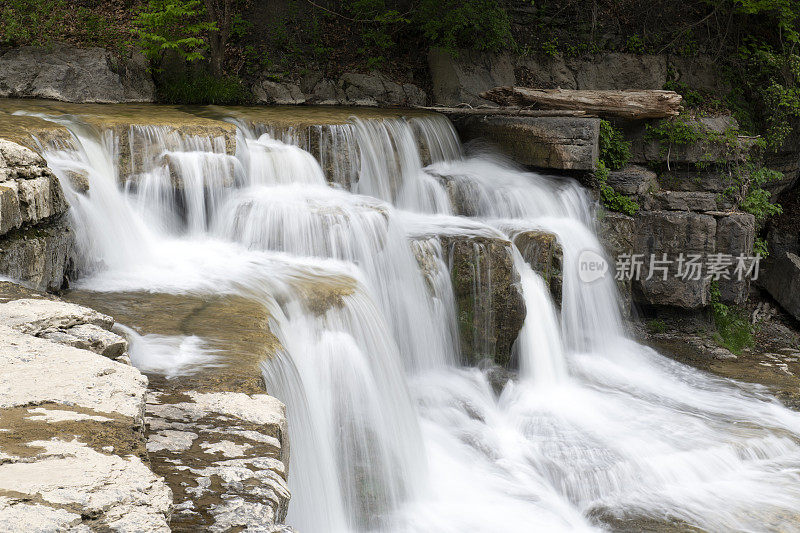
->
[641,295,800,410]
[438,234,526,367]
[512,229,563,306]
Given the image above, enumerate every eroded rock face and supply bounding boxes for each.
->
[0,291,172,532]
[428,48,515,106]
[0,46,155,103]
[0,139,74,290]
[716,213,755,305]
[598,212,636,314]
[63,290,295,531]
[437,234,526,367]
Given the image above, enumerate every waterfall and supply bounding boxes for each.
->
[22,107,800,532]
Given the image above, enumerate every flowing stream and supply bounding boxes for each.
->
[19,106,800,532]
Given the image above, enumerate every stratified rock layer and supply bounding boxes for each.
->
[0,139,73,290]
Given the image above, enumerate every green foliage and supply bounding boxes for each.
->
[626,34,646,54]
[709,281,754,355]
[541,38,559,57]
[597,161,640,216]
[645,114,744,169]
[646,319,667,334]
[0,0,67,46]
[345,0,408,68]
[645,115,706,147]
[157,73,250,105]
[734,43,800,150]
[132,0,217,67]
[754,237,770,257]
[415,0,514,55]
[725,166,784,222]
[663,80,727,113]
[598,120,631,170]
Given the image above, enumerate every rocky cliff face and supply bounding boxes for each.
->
[0,139,74,291]
[427,50,726,107]
[254,70,427,107]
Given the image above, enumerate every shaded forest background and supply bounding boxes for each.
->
[1,0,798,146]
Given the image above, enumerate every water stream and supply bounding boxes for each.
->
[18,106,800,532]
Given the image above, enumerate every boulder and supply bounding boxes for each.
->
[633,121,758,166]
[0,216,74,292]
[0,46,154,103]
[607,165,658,196]
[449,115,600,170]
[428,48,515,106]
[515,54,577,89]
[253,80,306,105]
[339,72,427,107]
[668,55,730,94]
[640,191,726,212]
[598,212,636,313]
[439,234,526,367]
[0,139,73,291]
[656,168,734,193]
[632,210,717,308]
[761,252,800,323]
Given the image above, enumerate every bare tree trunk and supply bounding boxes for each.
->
[205,0,232,76]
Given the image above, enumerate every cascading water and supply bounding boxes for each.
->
[20,106,800,532]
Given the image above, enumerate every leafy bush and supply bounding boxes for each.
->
[132,0,217,68]
[157,73,251,105]
[415,0,514,55]
[598,120,631,170]
[646,319,667,334]
[344,0,409,68]
[725,166,784,223]
[754,237,770,258]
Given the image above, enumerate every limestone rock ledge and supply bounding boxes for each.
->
[145,390,292,532]
[0,294,172,531]
[0,139,74,291]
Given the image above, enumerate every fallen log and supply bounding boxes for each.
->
[479,87,682,119]
[417,106,594,118]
